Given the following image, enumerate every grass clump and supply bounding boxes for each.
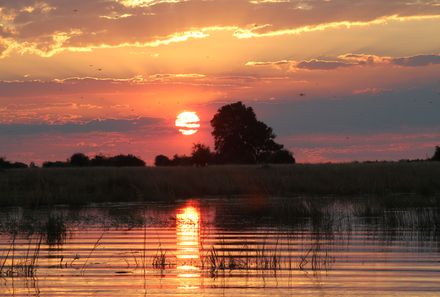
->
[152,246,170,270]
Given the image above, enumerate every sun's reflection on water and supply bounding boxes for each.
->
[176,205,201,289]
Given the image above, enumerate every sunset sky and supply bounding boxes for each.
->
[1,0,439,164]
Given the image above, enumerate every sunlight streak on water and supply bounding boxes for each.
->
[176,204,201,289]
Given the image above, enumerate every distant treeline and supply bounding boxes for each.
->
[0,146,439,169]
[0,153,145,169]
[0,157,28,169]
[41,153,146,168]
[155,143,295,167]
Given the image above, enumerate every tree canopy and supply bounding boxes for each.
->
[210,101,294,164]
[191,143,213,166]
[431,146,440,161]
[70,153,90,167]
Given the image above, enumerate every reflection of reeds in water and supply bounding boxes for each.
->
[0,198,438,290]
[255,239,281,271]
[0,210,68,246]
[152,245,169,270]
[207,246,223,273]
[299,239,335,277]
[80,231,105,274]
[45,213,67,245]
[0,234,43,278]
[204,237,334,279]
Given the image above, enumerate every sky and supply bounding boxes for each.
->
[0,0,439,164]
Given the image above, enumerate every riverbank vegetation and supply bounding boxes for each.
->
[1,162,440,207]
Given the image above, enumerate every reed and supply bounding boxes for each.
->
[207,237,283,275]
[152,245,169,270]
[80,231,105,274]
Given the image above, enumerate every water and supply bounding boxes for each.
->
[0,198,439,296]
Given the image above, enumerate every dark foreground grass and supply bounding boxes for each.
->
[1,162,440,207]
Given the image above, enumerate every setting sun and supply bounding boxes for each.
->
[175,112,201,136]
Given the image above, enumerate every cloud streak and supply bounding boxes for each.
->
[246,54,440,70]
[0,117,165,135]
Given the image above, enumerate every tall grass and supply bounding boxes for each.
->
[1,162,440,207]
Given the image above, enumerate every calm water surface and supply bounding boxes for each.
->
[0,198,439,296]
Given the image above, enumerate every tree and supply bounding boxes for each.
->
[46,153,146,167]
[431,146,440,161]
[107,154,145,167]
[266,149,295,164]
[90,154,107,166]
[210,101,289,163]
[191,143,213,166]
[43,161,68,168]
[171,154,193,166]
[69,153,90,167]
[0,157,28,169]
[155,155,172,166]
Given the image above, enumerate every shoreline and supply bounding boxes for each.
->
[1,162,440,207]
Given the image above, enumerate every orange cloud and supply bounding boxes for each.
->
[0,0,439,58]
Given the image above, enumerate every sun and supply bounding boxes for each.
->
[175,111,200,135]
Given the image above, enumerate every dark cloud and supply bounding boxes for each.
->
[391,54,440,67]
[0,76,208,97]
[250,86,440,135]
[0,117,164,135]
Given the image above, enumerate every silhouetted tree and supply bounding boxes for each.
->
[44,153,145,167]
[155,155,172,166]
[0,157,28,169]
[0,157,11,169]
[42,161,68,168]
[211,101,290,163]
[12,162,27,168]
[171,154,193,166]
[107,154,145,167]
[265,149,295,164]
[69,153,90,167]
[90,154,107,166]
[431,146,440,161]
[90,154,146,166]
[191,143,213,166]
